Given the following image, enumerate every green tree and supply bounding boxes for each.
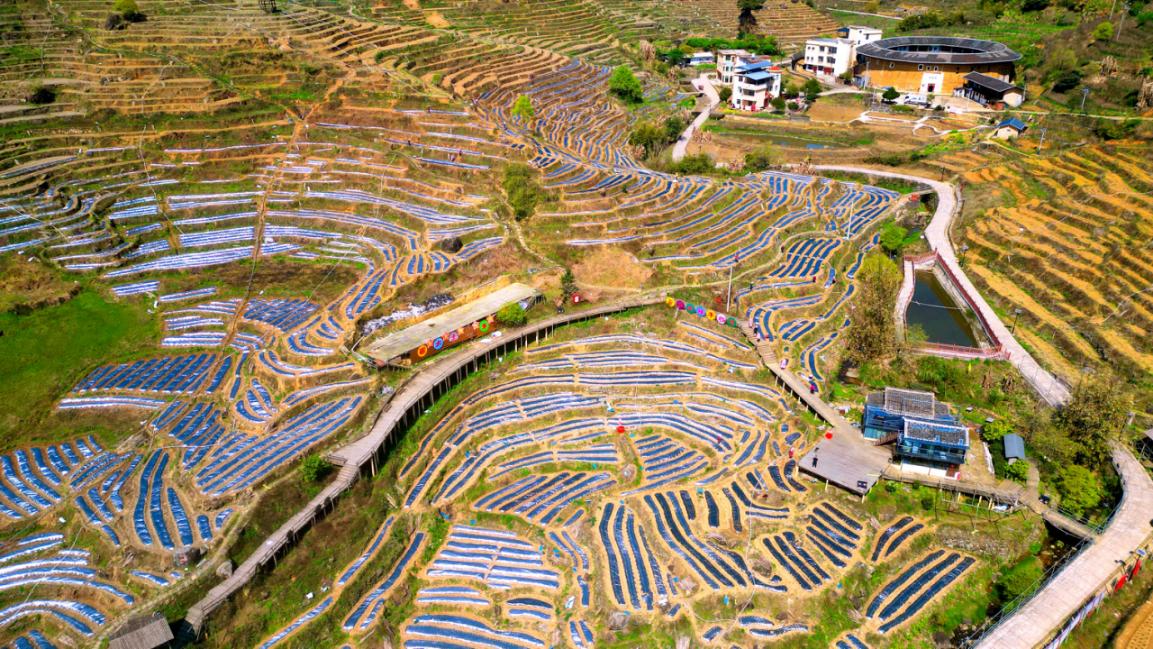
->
[561,267,577,297]
[496,302,528,327]
[502,163,543,221]
[1092,20,1114,41]
[718,86,732,102]
[996,555,1044,602]
[802,78,823,98]
[1054,377,1132,466]
[982,418,1013,442]
[770,96,787,112]
[299,454,332,483]
[114,0,143,20]
[671,154,715,175]
[662,47,687,66]
[737,0,766,36]
[1054,465,1103,517]
[511,94,534,123]
[882,87,900,102]
[879,220,909,256]
[628,120,669,158]
[663,115,686,141]
[1004,460,1030,482]
[844,253,902,365]
[743,145,776,172]
[608,65,644,104]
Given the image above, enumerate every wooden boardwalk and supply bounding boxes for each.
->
[184,294,661,632]
[739,324,890,495]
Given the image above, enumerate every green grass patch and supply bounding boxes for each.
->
[0,289,159,443]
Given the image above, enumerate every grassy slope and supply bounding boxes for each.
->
[0,288,160,444]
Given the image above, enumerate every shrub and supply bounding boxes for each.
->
[786,101,799,111]
[28,86,56,105]
[299,454,331,483]
[743,146,776,172]
[718,86,732,102]
[670,154,715,175]
[1052,69,1082,93]
[114,0,145,21]
[1004,460,1030,482]
[502,164,542,220]
[770,96,787,112]
[511,94,534,123]
[881,87,900,102]
[996,556,1044,603]
[879,220,908,255]
[802,78,823,98]
[495,302,528,327]
[1092,21,1114,41]
[629,120,674,158]
[982,419,1013,442]
[608,65,644,104]
[1055,465,1103,517]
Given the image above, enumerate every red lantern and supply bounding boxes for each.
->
[824,432,833,440]
[616,425,626,434]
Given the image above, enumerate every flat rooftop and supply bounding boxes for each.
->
[362,282,539,362]
[857,36,1021,66]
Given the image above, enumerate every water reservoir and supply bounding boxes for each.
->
[905,271,983,347]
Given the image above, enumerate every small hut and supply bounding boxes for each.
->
[109,614,174,649]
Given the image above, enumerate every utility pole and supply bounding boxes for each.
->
[1116,3,1131,40]
[1080,87,1090,113]
[1036,127,1047,155]
[727,253,740,312]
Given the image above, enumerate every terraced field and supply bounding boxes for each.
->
[0,0,1023,646]
[957,144,1153,382]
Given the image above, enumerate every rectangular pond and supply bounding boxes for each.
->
[905,270,986,348]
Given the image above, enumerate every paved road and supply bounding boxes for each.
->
[812,165,1070,407]
[975,444,1153,648]
[812,165,1153,648]
[672,75,719,162]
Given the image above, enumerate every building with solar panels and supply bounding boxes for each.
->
[863,387,970,476]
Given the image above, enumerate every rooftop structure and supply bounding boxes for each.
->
[856,37,1021,96]
[109,614,174,649]
[863,387,956,441]
[960,72,1025,108]
[897,417,970,468]
[1003,433,1026,462]
[362,283,540,364]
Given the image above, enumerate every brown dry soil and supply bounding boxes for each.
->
[572,246,653,292]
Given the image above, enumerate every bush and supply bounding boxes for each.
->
[982,419,1013,442]
[495,302,528,327]
[786,101,799,111]
[628,121,671,158]
[879,220,908,255]
[770,96,787,112]
[299,454,331,483]
[1052,69,1082,93]
[1004,460,1030,482]
[28,87,56,105]
[718,86,732,102]
[743,146,776,172]
[670,154,715,175]
[881,87,900,102]
[996,556,1044,603]
[1092,21,1114,41]
[114,0,145,21]
[608,65,644,104]
[502,164,543,221]
[897,10,966,32]
[1055,465,1103,517]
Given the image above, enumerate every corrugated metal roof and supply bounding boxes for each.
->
[1004,433,1026,459]
[857,37,1021,66]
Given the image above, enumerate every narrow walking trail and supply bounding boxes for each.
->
[672,75,719,162]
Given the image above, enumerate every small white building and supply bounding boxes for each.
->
[731,60,782,111]
[717,49,752,85]
[838,25,883,45]
[803,38,856,79]
[688,51,715,67]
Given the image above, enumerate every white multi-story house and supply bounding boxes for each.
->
[716,49,752,85]
[731,60,782,111]
[803,38,855,78]
[803,26,882,80]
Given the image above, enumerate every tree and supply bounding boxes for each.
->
[881,87,900,102]
[743,145,776,172]
[114,0,144,21]
[662,47,687,67]
[737,0,766,36]
[718,86,732,102]
[1054,465,1103,517]
[28,87,56,105]
[982,419,1013,442]
[1053,378,1132,466]
[844,253,902,365]
[770,96,787,112]
[511,95,534,123]
[663,115,686,141]
[670,154,715,175]
[879,221,909,256]
[299,454,332,483]
[1052,69,1082,93]
[802,78,823,98]
[1092,20,1114,41]
[503,164,543,221]
[996,556,1044,602]
[1004,460,1030,482]
[608,65,644,104]
[628,120,669,158]
[561,267,577,297]
[496,302,528,327]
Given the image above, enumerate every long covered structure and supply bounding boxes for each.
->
[856,36,1020,96]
